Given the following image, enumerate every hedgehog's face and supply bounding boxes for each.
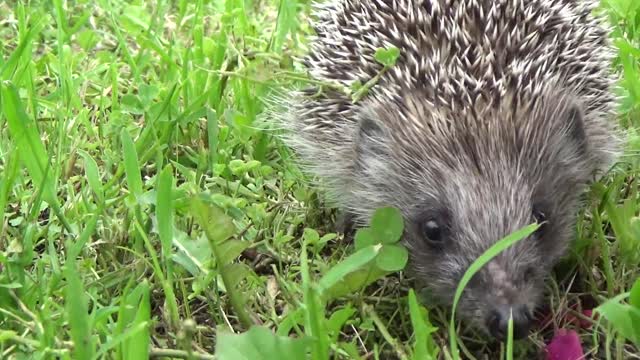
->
[401,176,572,341]
[353,91,598,340]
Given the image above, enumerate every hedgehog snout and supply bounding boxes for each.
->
[485,303,533,340]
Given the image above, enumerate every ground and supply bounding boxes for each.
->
[0,0,639,359]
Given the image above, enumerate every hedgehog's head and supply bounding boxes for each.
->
[350,88,609,340]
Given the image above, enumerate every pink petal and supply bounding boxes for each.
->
[545,329,584,360]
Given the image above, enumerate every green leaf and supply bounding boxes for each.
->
[506,311,514,360]
[138,84,159,105]
[354,228,376,250]
[206,107,219,168]
[156,165,174,257]
[318,244,382,294]
[449,223,539,359]
[340,342,364,360]
[407,289,439,360]
[0,282,22,289]
[0,331,18,342]
[272,0,299,52]
[189,197,237,244]
[326,306,356,342]
[303,228,320,245]
[222,263,252,289]
[322,265,389,301]
[350,80,367,99]
[370,207,404,244]
[606,0,640,18]
[1,19,42,80]
[215,326,309,360]
[64,259,95,359]
[0,148,20,237]
[124,281,150,359]
[1,82,58,206]
[120,94,144,115]
[218,239,250,266]
[228,159,261,175]
[595,292,640,346]
[77,150,104,204]
[121,129,143,199]
[172,231,211,276]
[120,5,151,34]
[375,244,409,272]
[630,277,640,309]
[115,279,149,359]
[68,211,100,260]
[374,46,400,67]
[300,233,330,359]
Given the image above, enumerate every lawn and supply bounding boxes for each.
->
[0,0,639,359]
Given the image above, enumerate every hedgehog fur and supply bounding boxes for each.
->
[270,0,623,340]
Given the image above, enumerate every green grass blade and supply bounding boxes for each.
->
[0,148,20,237]
[120,128,143,199]
[506,312,514,360]
[65,258,95,359]
[271,0,298,53]
[134,220,180,330]
[93,322,149,360]
[157,164,174,257]
[154,164,180,329]
[0,20,41,80]
[78,149,105,205]
[448,223,539,359]
[300,231,329,360]
[68,210,101,260]
[1,81,72,233]
[1,81,56,204]
[206,107,219,170]
[124,281,151,360]
[407,289,438,360]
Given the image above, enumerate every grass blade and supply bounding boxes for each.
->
[1,81,56,204]
[1,81,72,233]
[124,281,151,360]
[449,223,539,359]
[156,164,174,257]
[506,312,514,360]
[155,164,180,328]
[317,244,382,294]
[121,128,143,199]
[407,289,439,360]
[300,230,329,360]
[0,148,20,237]
[78,149,105,205]
[65,258,95,359]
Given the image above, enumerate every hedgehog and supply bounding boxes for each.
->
[270,0,622,340]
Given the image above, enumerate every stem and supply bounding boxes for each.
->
[362,304,408,360]
[135,221,181,329]
[149,347,215,360]
[209,243,253,330]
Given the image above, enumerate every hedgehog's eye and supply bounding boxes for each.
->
[532,208,546,225]
[422,219,443,244]
[523,266,535,282]
[532,206,548,235]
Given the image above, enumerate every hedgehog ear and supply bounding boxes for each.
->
[356,116,390,157]
[359,117,384,138]
[564,101,588,155]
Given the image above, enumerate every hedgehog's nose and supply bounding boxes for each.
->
[486,304,532,340]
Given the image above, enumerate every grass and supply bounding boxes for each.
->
[0,0,639,359]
